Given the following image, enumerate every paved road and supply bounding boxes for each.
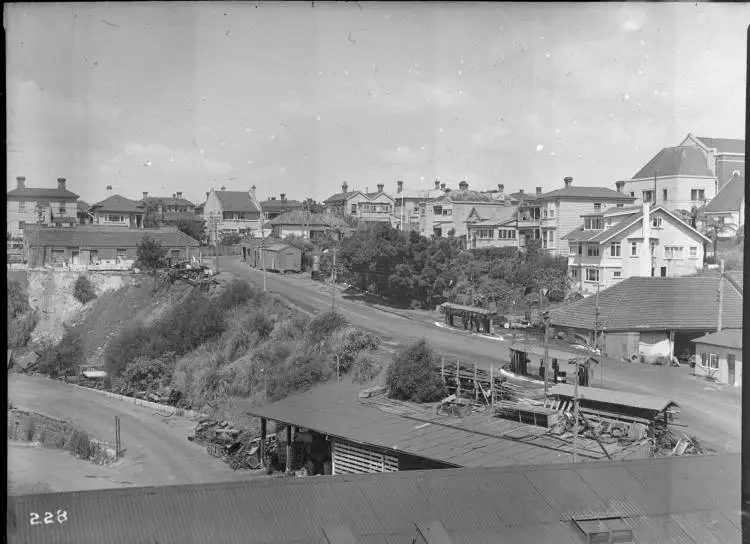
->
[223,257,741,453]
[8,375,267,492]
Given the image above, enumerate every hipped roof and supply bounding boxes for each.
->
[215,191,260,213]
[632,146,713,180]
[24,226,200,248]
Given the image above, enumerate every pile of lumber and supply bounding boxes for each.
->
[440,361,528,403]
[494,401,560,428]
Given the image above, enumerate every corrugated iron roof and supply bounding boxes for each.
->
[6,186,80,200]
[548,276,743,332]
[541,186,635,201]
[705,174,744,214]
[692,328,742,349]
[632,146,714,180]
[91,194,145,213]
[695,136,745,154]
[547,384,676,413]
[7,454,739,544]
[215,191,260,213]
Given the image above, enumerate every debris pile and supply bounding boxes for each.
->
[188,418,275,471]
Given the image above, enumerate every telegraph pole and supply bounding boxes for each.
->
[595,282,601,385]
[543,310,550,396]
[717,259,725,332]
[571,358,580,463]
[331,247,337,311]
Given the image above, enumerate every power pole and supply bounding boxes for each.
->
[331,247,337,311]
[543,310,550,396]
[572,358,580,463]
[595,282,601,385]
[262,227,267,292]
[717,259,724,332]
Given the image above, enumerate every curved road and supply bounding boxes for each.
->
[223,257,741,453]
[8,375,266,493]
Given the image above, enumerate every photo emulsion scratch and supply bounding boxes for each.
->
[5,2,745,543]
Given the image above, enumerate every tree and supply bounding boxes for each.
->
[302,198,326,214]
[176,219,205,243]
[37,330,83,379]
[385,339,447,403]
[73,275,97,304]
[220,232,241,246]
[123,353,176,392]
[136,235,167,272]
[701,218,737,259]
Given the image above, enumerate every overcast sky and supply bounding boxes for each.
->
[6,2,748,205]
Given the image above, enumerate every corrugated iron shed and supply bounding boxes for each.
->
[7,454,739,544]
[547,384,677,414]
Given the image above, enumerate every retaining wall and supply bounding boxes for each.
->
[76,385,206,419]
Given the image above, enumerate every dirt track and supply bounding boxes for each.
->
[8,375,267,494]
[223,257,741,453]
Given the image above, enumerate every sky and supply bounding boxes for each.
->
[6,2,748,205]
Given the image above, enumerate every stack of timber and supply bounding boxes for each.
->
[440,360,528,404]
[495,401,560,428]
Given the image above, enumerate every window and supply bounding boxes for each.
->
[116,249,127,259]
[689,246,697,259]
[18,200,25,211]
[476,229,493,239]
[709,353,719,369]
[630,242,638,256]
[642,190,654,203]
[498,229,516,239]
[613,270,622,278]
[108,214,122,222]
[593,202,602,210]
[171,250,180,258]
[59,204,66,214]
[691,189,706,201]
[629,192,635,197]
[548,231,554,246]
[651,217,663,228]
[571,268,578,278]
[586,268,600,282]
[444,209,452,216]
[664,246,684,259]
[587,244,600,257]
[662,189,668,202]
[584,218,603,230]
[548,206,555,218]
[433,206,443,215]
[350,204,357,214]
[617,203,624,207]
[610,242,621,257]
[18,221,26,231]
[578,243,583,255]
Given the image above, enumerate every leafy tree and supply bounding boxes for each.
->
[136,235,167,271]
[38,330,83,379]
[302,198,326,214]
[331,327,381,373]
[351,351,383,384]
[176,219,205,243]
[386,339,447,403]
[123,353,176,391]
[73,275,97,304]
[220,232,242,246]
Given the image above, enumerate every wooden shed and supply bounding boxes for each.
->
[245,242,302,273]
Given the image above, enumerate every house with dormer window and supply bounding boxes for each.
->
[563,203,709,293]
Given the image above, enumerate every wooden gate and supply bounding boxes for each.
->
[331,440,398,475]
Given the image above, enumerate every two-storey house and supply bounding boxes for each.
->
[703,172,745,240]
[536,177,636,256]
[679,134,745,192]
[7,177,80,237]
[259,194,303,221]
[421,180,517,241]
[510,188,543,248]
[90,193,146,228]
[323,182,394,223]
[203,186,262,241]
[141,191,196,216]
[265,210,350,241]
[392,179,447,231]
[562,202,709,293]
[616,138,737,213]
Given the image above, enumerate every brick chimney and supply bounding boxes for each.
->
[176,192,183,199]
[57,178,67,191]
[16,176,26,189]
[206,191,210,198]
[497,184,504,194]
[342,182,348,194]
[519,189,525,195]
[271,197,276,201]
[441,183,446,191]
[615,180,625,193]
[143,191,149,199]
[564,176,573,188]
[397,180,404,193]
[250,185,257,201]
[434,179,441,190]
[458,180,469,190]
[377,183,384,193]
[535,186,542,195]
[280,193,286,201]
[221,186,226,191]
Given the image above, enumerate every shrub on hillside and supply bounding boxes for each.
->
[222,308,275,361]
[267,353,332,402]
[73,275,97,305]
[215,279,261,311]
[8,309,39,349]
[270,314,310,343]
[136,235,167,271]
[105,322,150,377]
[305,311,348,349]
[330,327,381,373]
[385,339,447,403]
[8,279,31,317]
[351,350,384,385]
[122,353,176,392]
[37,329,84,379]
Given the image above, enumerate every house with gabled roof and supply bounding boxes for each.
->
[90,193,146,228]
[703,171,745,239]
[264,210,350,241]
[202,185,262,241]
[679,133,745,191]
[323,182,394,223]
[563,202,710,292]
[6,176,80,237]
[391,179,449,231]
[140,191,196,215]
[533,177,635,255]
[549,274,742,363]
[258,193,302,221]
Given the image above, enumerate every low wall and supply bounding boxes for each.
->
[75,385,206,419]
[7,407,118,465]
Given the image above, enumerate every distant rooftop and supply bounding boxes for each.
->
[631,146,714,180]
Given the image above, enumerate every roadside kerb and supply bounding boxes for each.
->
[72,384,207,419]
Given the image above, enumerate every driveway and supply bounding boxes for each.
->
[223,257,741,453]
[8,375,268,493]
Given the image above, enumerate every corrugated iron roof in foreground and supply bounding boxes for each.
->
[7,454,740,544]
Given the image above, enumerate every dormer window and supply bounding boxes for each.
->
[584,218,603,230]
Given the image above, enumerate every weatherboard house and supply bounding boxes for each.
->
[6,176,80,237]
[324,182,395,223]
[548,274,743,364]
[202,186,262,240]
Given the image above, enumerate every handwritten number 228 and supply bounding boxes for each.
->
[29,510,68,526]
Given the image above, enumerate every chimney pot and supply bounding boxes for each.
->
[397,180,404,194]
[143,191,149,199]
[535,186,542,195]
[377,183,384,193]
[250,185,257,200]
[564,176,573,188]
[497,184,504,193]
[441,183,446,190]
[206,191,210,198]
[342,182,348,193]
[176,192,183,199]
[519,189,525,194]
[16,176,26,189]
[280,193,286,201]
[434,180,441,189]
[615,180,625,193]
[57,177,67,191]
[459,180,469,190]
[221,186,226,191]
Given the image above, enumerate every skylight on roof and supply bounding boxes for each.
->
[572,516,634,544]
